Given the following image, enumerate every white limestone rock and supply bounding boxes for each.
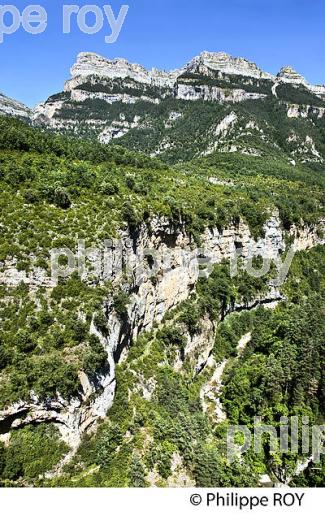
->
[277,66,307,85]
[186,51,275,80]
[66,52,181,90]
[0,92,30,119]
[287,103,325,119]
[277,66,325,100]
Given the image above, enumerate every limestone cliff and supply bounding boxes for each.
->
[0,212,323,448]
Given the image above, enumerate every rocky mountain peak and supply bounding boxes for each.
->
[67,51,179,90]
[185,51,274,80]
[66,51,325,95]
[277,66,307,85]
[276,65,325,98]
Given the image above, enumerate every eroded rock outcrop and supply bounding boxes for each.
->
[186,51,274,80]
[66,52,181,90]
[277,66,325,99]
[0,93,31,119]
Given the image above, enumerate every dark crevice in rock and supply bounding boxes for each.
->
[0,411,27,434]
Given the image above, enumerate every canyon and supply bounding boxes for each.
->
[0,212,323,452]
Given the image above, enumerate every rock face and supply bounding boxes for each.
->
[0,319,116,449]
[0,93,30,119]
[277,66,307,85]
[66,52,181,90]
[286,103,325,119]
[176,83,266,103]
[186,51,274,80]
[0,213,324,447]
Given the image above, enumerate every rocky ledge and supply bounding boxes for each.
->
[63,51,325,96]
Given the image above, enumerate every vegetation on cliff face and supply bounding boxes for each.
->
[40,246,325,488]
[0,277,110,408]
[0,116,324,487]
[0,424,67,484]
[41,66,325,166]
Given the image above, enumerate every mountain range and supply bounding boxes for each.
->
[1,51,325,164]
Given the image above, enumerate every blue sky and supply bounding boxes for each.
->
[0,0,325,107]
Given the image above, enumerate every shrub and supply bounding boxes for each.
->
[15,330,36,353]
[0,424,67,482]
[113,291,130,319]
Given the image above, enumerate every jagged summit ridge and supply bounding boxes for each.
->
[67,50,275,87]
[66,50,325,93]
